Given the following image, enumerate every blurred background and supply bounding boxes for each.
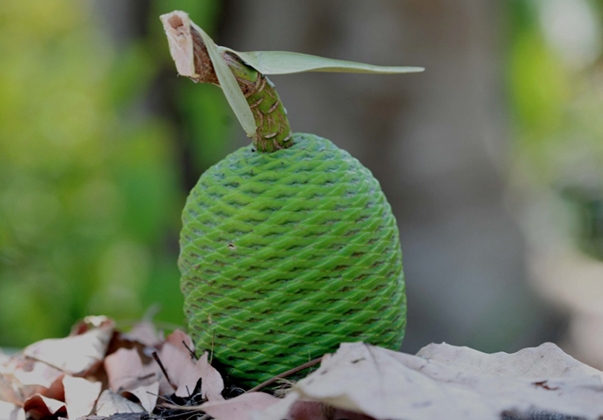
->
[1,0,602,368]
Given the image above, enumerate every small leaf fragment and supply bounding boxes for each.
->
[222,49,424,75]
[23,317,113,376]
[95,389,145,417]
[63,376,102,419]
[199,392,279,420]
[103,348,159,412]
[22,394,66,419]
[160,12,196,77]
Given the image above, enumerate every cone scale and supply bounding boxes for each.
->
[163,12,408,386]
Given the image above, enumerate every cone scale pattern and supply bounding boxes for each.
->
[179,133,406,385]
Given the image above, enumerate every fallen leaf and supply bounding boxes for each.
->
[416,342,603,381]
[188,352,224,401]
[121,321,164,349]
[200,392,279,420]
[63,376,102,419]
[22,394,65,420]
[158,330,224,401]
[0,400,24,420]
[154,330,191,395]
[23,318,114,376]
[121,382,159,414]
[255,342,603,420]
[0,356,64,404]
[94,390,144,417]
[288,400,374,420]
[163,329,194,354]
[0,374,14,405]
[104,348,159,412]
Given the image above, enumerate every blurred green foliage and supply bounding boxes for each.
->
[0,0,234,347]
[509,0,603,259]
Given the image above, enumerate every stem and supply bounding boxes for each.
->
[164,13,292,153]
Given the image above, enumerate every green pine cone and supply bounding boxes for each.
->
[179,132,406,386]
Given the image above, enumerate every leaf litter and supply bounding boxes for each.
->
[1,316,603,420]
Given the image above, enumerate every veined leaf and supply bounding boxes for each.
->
[221,49,424,75]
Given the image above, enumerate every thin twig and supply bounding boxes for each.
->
[182,340,197,359]
[247,356,323,393]
[152,351,175,390]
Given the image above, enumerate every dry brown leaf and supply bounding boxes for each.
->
[189,351,224,401]
[121,321,164,348]
[417,341,603,381]
[199,392,279,420]
[0,356,64,404]
[255,342,603,420]
[155,330,192,395]
[22,394,65,420]
[62,376,102,419]
[121,382,159,413]
[158,330,224,401]
[0,400,25,420]
[94,389,145,417]
[103,348,159,412]
[23,317,114,376]
[163,329,193,354]
[0,375,14,406]
[287,400,374,420]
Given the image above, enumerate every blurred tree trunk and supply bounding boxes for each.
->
[220,0,556,352]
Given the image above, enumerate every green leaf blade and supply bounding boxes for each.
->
[190,23,257,138]
[222,49,425,75]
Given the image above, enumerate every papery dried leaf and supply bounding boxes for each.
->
[416,342,603,381]
[104,348,158,412]
[155,334,192,396]
[63,376,102,419]
[163,329,193,353]
[94,390,144,417]
[199,392,279,420]
[120,322,164,348]
[22,394,65,420]
[23,321,113,376]
[69,316,114,336]
[0,401,24,420]
[0,356,64,404]
[104,348,155,392]
[0,372,19,405]
[121,382,158,413]
[189,352,224,402]
[157,331,224,401]
[255,342,603,420]
[286,400,374,420]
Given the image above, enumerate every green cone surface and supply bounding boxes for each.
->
[179,133,406,386]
